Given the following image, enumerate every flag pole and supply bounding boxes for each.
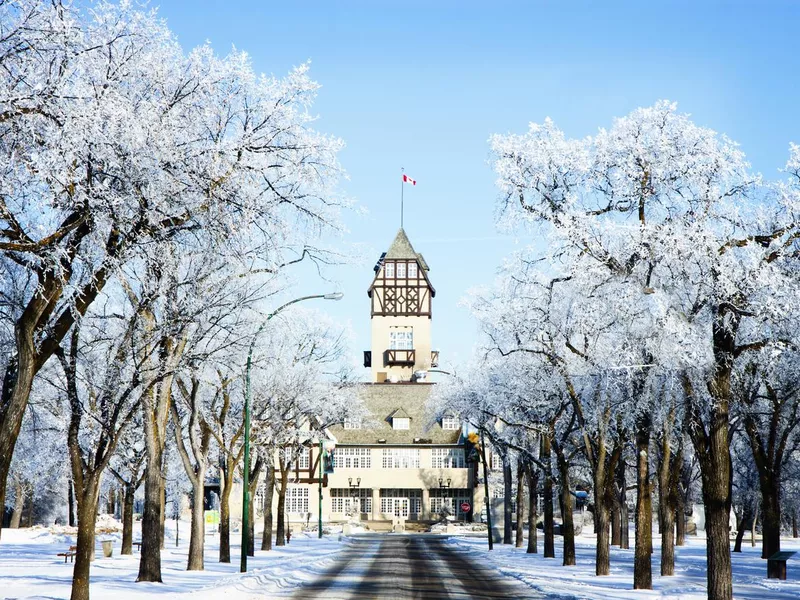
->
[400,167,404,229]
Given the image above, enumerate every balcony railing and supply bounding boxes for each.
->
[384,349,415,365]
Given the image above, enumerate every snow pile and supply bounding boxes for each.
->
[95,513,123,533]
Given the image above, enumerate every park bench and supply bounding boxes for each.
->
[57,545,78,563]
[767,550,796,580]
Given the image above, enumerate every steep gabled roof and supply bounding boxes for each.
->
[385,228,419,261]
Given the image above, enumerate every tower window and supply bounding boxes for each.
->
[397,262,406,278]
[384,262,394,278]
[390,329,413,350]
[408,262,418,278]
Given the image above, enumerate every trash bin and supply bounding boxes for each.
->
[101,540,113,558]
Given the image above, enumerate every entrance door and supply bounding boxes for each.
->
[393,498,409,518]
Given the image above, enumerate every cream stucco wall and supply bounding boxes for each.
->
[267,445,475,524]
[370,315,433,382]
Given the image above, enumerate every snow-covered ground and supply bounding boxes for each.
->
[3,521,800,599]
[448,530,800,600]
[0,521,349,599]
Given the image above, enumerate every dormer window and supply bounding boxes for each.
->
[384,262,395,278]
[408,262,418,278]
[397,262,406,278]
[442,416,460,430]
[393,417,410,430]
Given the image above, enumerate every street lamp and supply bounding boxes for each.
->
[240,291,343,573]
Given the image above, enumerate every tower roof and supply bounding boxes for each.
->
[385,228,417,259]
[385,228,429,270]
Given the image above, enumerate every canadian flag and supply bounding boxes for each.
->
[402,174,416,186]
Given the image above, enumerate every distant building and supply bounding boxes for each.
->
[260,228,519,529]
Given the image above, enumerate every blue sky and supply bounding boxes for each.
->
[152,0,800,377]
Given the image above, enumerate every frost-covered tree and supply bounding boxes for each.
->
[490,101,800,600]
[734,346,800,559]
[0,0,346,555]
[249,309,359,547]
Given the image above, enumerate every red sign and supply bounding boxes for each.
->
[460,502,471,512]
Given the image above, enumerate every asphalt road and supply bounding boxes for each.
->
[291,535,541,599]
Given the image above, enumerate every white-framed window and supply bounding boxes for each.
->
[344,418,362,429]
[491,452,503,470]
[389,329,413,350]
[283,446,310,470]
[408,262,418,278]
[333,447,371,469]
[331,488,372,514]
[380,488,422,518]
[393,417,410,430]
[286,486,309,514]
[384,262,395,278]
[382,448,420,468]
[397,262,407,278]
[431,448,465,469]
[442,416,460,430]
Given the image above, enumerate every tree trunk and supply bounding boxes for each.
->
[556,451,575,566]
[676,496,686,547]
[733,505,749,553]
[219,461,233,563]
[0,340,38,541]
[159,481,166,550]
[526,464,538,554]
[107,488,115,516]
[515,461,525,548]
[68,478,76,528]
[70,479,100,600]
[275,477,287,547]
[542,435,555,558]
[9,479,23,528]
[617,458,629,549]
[698,443,733,600]
[792,511,798,538]
[26,487,34,527]
[634,420,652,589]
[187,476,205,570]
[595,493,611,576]
[121,484,135,555]
[502,456,513,544]
[137,446,165,582]
[760,480,781,560]
[660,501,676,576]
[611,494,621,546]
[751,503,758,548]
[261,467,274,551]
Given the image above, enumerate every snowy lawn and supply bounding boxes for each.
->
[0,522,349,599]
[448,530,800,600]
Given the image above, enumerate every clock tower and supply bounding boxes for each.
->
[365,229,438,382]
